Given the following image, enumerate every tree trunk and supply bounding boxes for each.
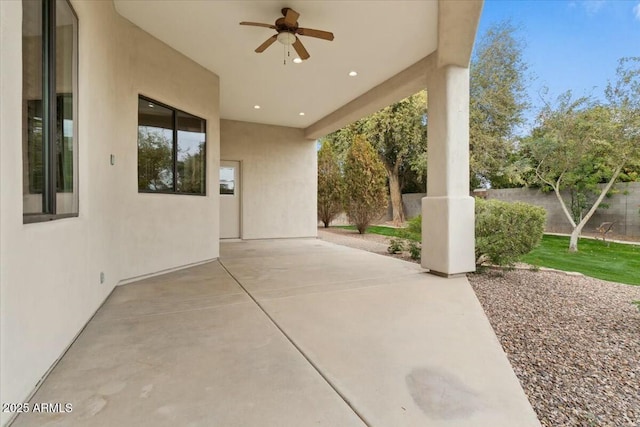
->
[388,171,405,227]
[568,165,623,252]
[569,224,583,252]
[553,183,577,229]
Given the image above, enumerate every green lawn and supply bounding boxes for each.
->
[337,226,640,286]
[520,235,640,286]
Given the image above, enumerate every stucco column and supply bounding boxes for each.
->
[421,65,475,276]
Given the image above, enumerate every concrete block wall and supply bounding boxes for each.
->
[397,193,424,219]
[487,182,640,238]
[321,184,640,239]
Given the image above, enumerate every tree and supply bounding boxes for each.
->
[470,21,530,188]
[605,56,640,176]
[343,135,388,234]
[138,128,173,191]
[522,57,640,252]
[320,122,360,164]
[322,91,428,226]
[317,140,344,228]
[364,91,427,225]
[177,142,205,193]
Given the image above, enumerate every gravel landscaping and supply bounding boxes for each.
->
[471,270,640,427]
[318,227,640,427]
[318,227,416,262]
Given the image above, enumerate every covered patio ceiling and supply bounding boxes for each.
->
[113,1,479,135]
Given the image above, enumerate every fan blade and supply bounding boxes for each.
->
[297,28,334,41]
[255,35,277,53]
[292,37,310,60]
[283,8,300,27]
[240,21,276,29]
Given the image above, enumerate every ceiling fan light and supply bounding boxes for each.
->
[276,31,296,45]
[293,57,303,64]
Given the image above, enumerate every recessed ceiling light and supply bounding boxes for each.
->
[299,112,305,116]
[254,105,261,109]
[293,58,303,64]
[348,71,358,77]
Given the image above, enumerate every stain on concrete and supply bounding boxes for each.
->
[156,405,175,416]
[98,381,126,396]
[406,367,481,419]
[139,384,153,398]
[81,395,107,418]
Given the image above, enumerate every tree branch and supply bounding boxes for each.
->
[550,171,577,228]
[535,157,557,188]
[575,164,623,231]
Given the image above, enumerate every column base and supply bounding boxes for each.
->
[421,196,475,276]
[426,270,468,278]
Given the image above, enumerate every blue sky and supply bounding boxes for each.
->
[477,0,640,122]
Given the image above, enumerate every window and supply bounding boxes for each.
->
[22,0,79,223]
[137,96,206,195]
[219,167,235,195]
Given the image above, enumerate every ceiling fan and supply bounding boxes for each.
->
[240,7,334,61]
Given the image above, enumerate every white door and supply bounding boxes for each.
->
[220,160,241,239]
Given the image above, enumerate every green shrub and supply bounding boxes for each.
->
[475,198,546,266]
[387,238,404,254]
[394,215,421,242]
[344,135,388,234]
[317,141,344,228]
[408,241,421,260]
[406,215,422,238]
[394,202,544,267]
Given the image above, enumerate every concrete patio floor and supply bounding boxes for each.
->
[12,239,540,427]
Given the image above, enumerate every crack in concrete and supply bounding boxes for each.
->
[218,259,372,427]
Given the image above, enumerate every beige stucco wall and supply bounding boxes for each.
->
[113,2,220,279]
[220,120,317,240]
[0,2,220,423]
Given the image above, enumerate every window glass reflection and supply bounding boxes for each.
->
[219,167,235,195]
[138,98,174,191]
[23,0,44,214]
[55,0,78,214]
[23,0,79,218]
[177,112,205,194]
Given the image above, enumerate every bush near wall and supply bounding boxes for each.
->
[344,136,388,234]
[475,198,546,266]
[317,141,344,228]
